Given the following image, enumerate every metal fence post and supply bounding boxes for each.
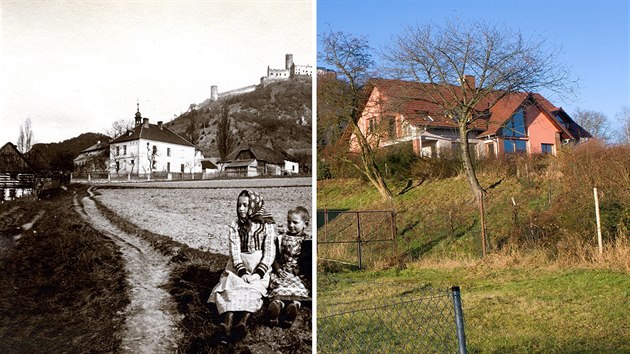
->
[356,212,362,270]
[391,209,397,258]
[451,286,467,354]
[324,208,328,243]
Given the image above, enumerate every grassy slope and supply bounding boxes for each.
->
[318,267,630,353]
[0,186,128,352]
[317,177,630,353]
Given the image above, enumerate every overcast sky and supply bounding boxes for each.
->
[1,1,313,145]
[318,0,629,134]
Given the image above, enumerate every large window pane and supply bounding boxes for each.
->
[502,108,526,137]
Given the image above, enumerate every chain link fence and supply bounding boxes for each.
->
[318,279,467,353]
[317,209,397,269]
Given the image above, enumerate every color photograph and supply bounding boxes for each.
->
[316,0,629,353]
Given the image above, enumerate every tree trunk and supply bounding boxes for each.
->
[353,124,393,201]
[459,123,487,256]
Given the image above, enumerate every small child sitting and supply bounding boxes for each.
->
[268,206,311,326]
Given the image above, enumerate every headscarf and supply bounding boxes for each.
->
[237,190,275,224]
[236,190,275,252]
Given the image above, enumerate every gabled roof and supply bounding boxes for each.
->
[200,158,219,169]
[224,144,293,164]
[73,146,109,164]
[110,121,194,147]
[79,141,109,153]
[369,79,490,130]
[0,142,33,173]
[549,108,592,140]
[368,79,588,140]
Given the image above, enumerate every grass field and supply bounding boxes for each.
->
[318,265,630,353]
[317,170,629,353]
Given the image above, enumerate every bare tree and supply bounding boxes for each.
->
[17,118,34,153]
[573,108,611,141]
[320,29,393,201]
[383,20,574,255]
[615,106,630,145]
[216,108,236,160]
[106,119,135,139]
[185,104,201,146]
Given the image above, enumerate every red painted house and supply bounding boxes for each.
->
[350,78,590,158]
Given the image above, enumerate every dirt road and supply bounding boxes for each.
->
[73,189,182,353]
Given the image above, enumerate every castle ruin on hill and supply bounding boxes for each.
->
[207,54,312,103]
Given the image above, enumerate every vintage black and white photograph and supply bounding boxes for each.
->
[1,1,313,353]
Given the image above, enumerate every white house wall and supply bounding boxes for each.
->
[109,139,199,175]
[284,160,299,174]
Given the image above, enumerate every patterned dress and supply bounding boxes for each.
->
[268,232,310,300]
[208,190,276,314]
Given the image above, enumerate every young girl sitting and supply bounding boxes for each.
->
[268,206,311,326]
[208,190,276,337]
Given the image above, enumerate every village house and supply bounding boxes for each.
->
[0,142,36,201]
[73,140,109,174]
[351,78,590,158]
[108,106,202,178]
[222,144,299,177]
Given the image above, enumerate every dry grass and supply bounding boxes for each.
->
[0,185,128,353]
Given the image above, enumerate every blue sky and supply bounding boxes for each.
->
[317,0,629,130]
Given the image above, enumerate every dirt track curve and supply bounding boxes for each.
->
[73,188,182,353]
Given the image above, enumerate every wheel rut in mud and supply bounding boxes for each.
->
[73,190,182,353]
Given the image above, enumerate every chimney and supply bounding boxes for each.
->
[211,85,218,101]
[158,121,163,130]
[464,75,476,90]
[143,118,149,128]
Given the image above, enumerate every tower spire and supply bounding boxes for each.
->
[135,99,142,126]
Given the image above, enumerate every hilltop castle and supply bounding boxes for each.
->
[262,54,312,84]
[208,54,312,102]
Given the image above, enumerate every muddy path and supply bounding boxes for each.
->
[73,188,182,353]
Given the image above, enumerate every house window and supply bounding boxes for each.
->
[167,147,171,157]
[502,108,526,137]
[504,139,527,154]
[388,119,396,139]
[180,164,185,173]
[167,162,171,172]
[541,143,554,154]
[401,121,410,137]
[123,145,127,155]
[152,145,157,155]
[487,142,496,158]
[116,146,120,156]
[152,160,157,169]
[367,118,376,134]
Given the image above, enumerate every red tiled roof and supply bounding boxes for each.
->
[110,121,194,146]
[368,79,568,136]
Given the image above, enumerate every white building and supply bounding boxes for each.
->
[109,108,201,177]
